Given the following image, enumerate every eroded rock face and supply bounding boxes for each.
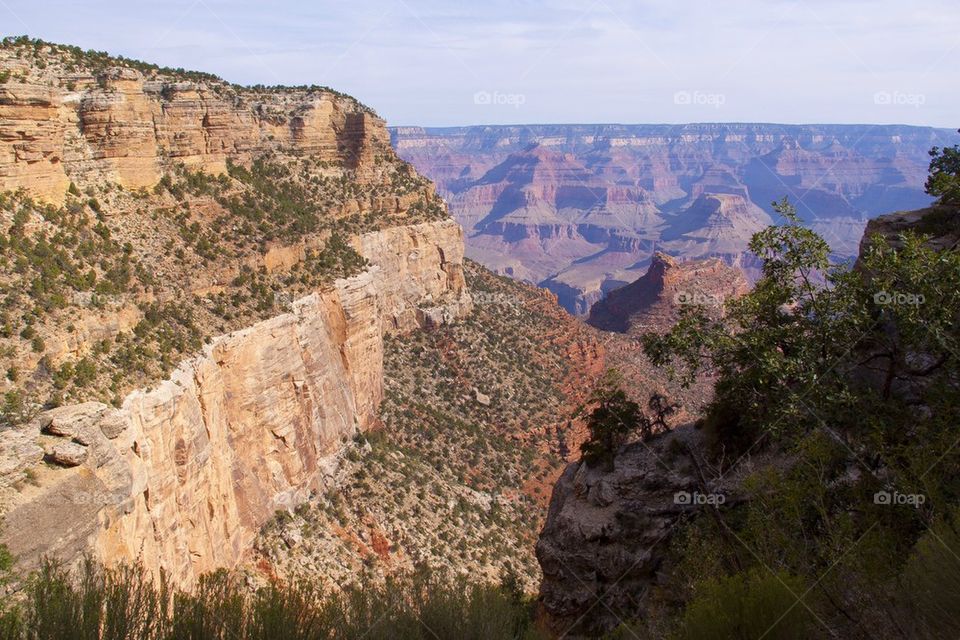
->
[0,220,470,588]
[392,124,957,314]
[0,65,389,203]
[536,426,706,637]
[587,251,749,335]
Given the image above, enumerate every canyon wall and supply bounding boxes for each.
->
[0,219,471,587]
[0,64,388,204]
[0,42,475,587]
[392,124,959,314]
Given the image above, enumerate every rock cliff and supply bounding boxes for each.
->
[0,39,471,589]
[587,252,749,335]
[536,426,705,636]
[0,219,470,587]
[0,60,389,205]
[392,124,958,314]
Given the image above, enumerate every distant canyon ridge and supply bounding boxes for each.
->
[391,123,959,314]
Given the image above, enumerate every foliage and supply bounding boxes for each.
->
[638,196,960,638]
[0,559,541,640]
[926,129,960,205]
[643,197,960,448]
[579,370,676,469]
[580,369,643,469]
[903,509,960,638]
[675,570,813,640]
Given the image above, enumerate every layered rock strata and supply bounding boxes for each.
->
[0,64,389,204]
[587,252,749,335]
[0,219,471,588]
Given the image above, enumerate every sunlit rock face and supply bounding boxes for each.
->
[0,220,471,588]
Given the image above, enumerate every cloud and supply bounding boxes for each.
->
[2,0,957,127]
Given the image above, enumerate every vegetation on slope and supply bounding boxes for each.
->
[253,261,604,592]
[613,195,960,639]
[0,150,446,423]
[0,559,543,640]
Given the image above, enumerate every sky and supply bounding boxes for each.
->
[1,0,958,128]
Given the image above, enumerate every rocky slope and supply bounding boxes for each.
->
[587,252,750,336]
[0,38,468,588]
[251,261,606,592]
[534,204,960,636]
[392,123,958,314]
[249,257,726,595]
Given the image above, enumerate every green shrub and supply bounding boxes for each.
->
[903,510,960,638]
[0,560,541,640]
[676,570,814,640]
[926,131,960,205]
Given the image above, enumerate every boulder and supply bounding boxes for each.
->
[45,442,88,467]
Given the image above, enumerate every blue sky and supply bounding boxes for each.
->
[2,0,957,128]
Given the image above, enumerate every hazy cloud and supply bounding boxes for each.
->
[1,0,957,127]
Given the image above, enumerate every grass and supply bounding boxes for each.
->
[0,559,542,640]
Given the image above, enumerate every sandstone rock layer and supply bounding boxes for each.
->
[0,64,389,203]
[0,220,471,587]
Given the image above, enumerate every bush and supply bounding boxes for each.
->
[903,510,960,638]
[676,570,814,640]
[926,130,960,205]
[0,560,542,640]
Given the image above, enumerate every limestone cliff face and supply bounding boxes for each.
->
[0,64,389,203]
[0,220,471,587]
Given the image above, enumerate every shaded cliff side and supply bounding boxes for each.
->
[534,204,960,637]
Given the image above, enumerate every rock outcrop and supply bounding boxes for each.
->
[0,220,470,587]
[535,425,730,637]
[587,252,749,335]
[0,60,389,204]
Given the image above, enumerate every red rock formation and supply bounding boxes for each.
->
[392,124,953,313]
[587,251,750,335]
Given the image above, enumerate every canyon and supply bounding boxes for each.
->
[0,220,470,587]
[0,39,472,588]
[391,123,960,314]
[1,35,957,640]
